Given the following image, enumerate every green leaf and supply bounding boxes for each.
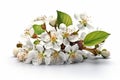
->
[34,39,40,45]
[33,24,45,35]
[57,10,72,27]
[84,31,110,46]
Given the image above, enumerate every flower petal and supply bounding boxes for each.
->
[44,42,53,49]
[40,32,50,42]
[63,38,70,45]
[45,57,51,65]
[56,35,63,45]
[74,14,80,20]
[36,45,44,52]
[77,24,85,30]
[86,24,94,30]
[44,49,53,57]
[59,23,67,32]
[53,43,61,51]
[32,58,41,65]
[59,52,68,61]
[71,44,79,52]
[79,32,86,40]
[75,53,83,62]
[65,45,71,52]
[68,35,79,42]
[25,50,38,63]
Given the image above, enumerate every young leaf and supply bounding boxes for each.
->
[57,10,72,27]
[33,24,45,35]
[84,31,110,46]
[34,39,40,45]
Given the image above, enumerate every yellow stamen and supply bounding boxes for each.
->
[52,51,59,58]
[50,34,57,43]
[80,19,87,26]
[63,32,69,38]
[37,53,44,59]
[70,52,76,59]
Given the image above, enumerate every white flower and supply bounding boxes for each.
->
[86,53,96,59]
[33,15,56,27]
[74,13,93,30]
[48,16,57,27]
[21,27,34,39]
[17,49,28,61]
[23,38,33,51]
[24,49,38,64]
[59,23,79,44]
[31,45,45,65]
[65,44,83,64]
[13,48,21,57]
[41,30,63,51]
[44,49,66,65]
[33,15,47,25]
[101,49,110,58]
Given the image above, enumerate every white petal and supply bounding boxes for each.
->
[63,38,70,45]
[33,21,44,25]
[59,23,67,31]
[29,28,34,37]
[44,42,53,49]
[76,50,83,54]
[36,45,44,52]
[49,16,56,27]
[53,43,61,51]
[13,48,20,57]
[59,52,68,61]
[67,26,75,34]
[75,53,83,62]
[40,32,50,42]
[26,38,33,48]
[25,58,32,64]
[56,35,63,45]
[77,24,85,30]
[80,14,87,20]
[44,49,53,57]
[45,57,51,65]
[25,51,37,63]
[87,53,96,59]
[71,44,79,52]
[32,58,42,65]
[78,50,87,57]
[74,14,80,20]
[68,35,79,42]
[25,50,37,64]
[27,50,37,58]
[65,45,71,52]
[80,32,86,40]
[86,24,94,29]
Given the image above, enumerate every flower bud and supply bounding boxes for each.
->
[49,16,56,27]
[101,49,110,58]
[17,50,28,61]
[13,48,21,57]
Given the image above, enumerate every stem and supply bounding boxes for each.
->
[82,47,98,55]
[77,40,99,55]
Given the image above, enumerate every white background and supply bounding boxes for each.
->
[0,0,120,80]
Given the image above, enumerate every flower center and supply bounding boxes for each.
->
[24,29,30,35]
[80,19,87,27]
[52,51,59,58]
[50,34,57,43]
[37,53,44,59]
[70,52,76,59]
[63,32,69,38]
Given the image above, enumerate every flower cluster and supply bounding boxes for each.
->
[13,11,110,65]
